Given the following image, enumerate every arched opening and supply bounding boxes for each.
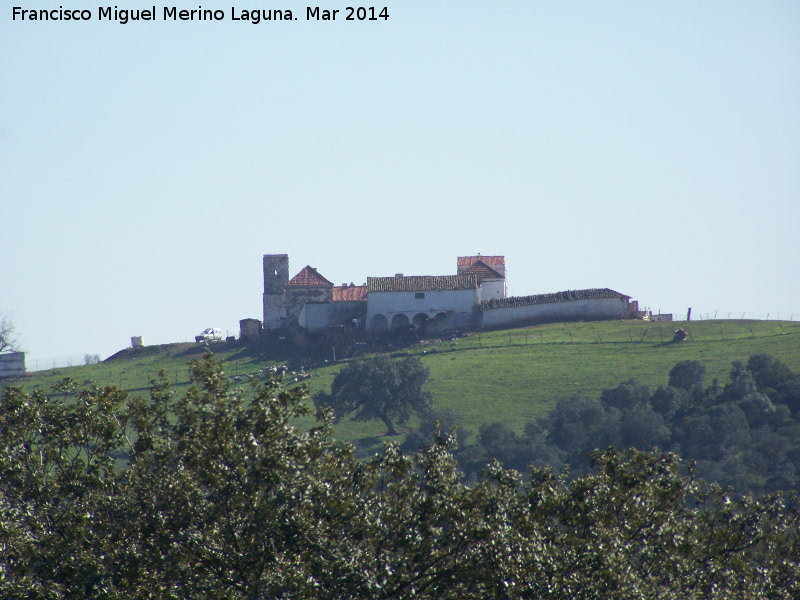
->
[391,313,410,330]
[370,314,389,330]
[412,313,429,328]
[434,312,447,321]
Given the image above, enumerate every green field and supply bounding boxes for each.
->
[5,319,799,454]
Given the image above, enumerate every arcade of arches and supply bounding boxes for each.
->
[369,312,447,331]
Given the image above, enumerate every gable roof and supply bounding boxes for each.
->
[367,274,480,293]
[286,266,334,287]
[461,259,504,281]
[481,288,631,310]
[332,284,367,302]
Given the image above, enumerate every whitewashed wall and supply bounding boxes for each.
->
[481,297,629,329]
[479,279,506,301]
[0,352,26,378]
[366,288,479,330]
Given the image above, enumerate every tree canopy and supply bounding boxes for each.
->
[1,352,799,599]
[313,355,432,435]
[460,356,800,496]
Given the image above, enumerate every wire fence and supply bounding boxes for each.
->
[22,311,797,372]
[497,319,796,348]
[688,311,794,322]
[26,354,102,373]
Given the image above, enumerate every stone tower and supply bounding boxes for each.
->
[263,254,289,329]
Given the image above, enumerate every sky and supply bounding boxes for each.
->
[1,1,799,368]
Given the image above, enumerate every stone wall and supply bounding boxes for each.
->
[285,287,333,325]
[239,318,262,338]
[263,254,289,329]
[299,302,367,331]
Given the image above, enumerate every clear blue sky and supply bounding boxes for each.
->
[2,1,799,367]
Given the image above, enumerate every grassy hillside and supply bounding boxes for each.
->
[4,319,799,454]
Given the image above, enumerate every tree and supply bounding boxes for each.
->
[747,354,800,413]
[0,313,19,353]
[401,408,469,454]
[2,352,799,598]
[313,355,432,436]
[668,360,706,397]
[600,379,651,411]
[539,395,621,469]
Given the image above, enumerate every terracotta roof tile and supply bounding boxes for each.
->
[367,274,479,293]
[332,284,367,302]
[286,266,334,287]
[482,288,631,310]
[457,255,505,267]
[461,260,504,281]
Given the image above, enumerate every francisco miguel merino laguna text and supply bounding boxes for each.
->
[12,6,390,24]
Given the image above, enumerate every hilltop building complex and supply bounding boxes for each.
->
[242,253,641,337]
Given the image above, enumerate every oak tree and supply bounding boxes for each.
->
[313,355,432,436]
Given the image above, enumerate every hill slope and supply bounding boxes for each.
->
[4,319,799,452]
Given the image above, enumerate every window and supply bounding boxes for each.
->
[415,292,425,299]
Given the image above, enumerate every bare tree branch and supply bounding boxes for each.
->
[0,313,19,353]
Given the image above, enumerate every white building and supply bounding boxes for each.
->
[458,258,506,301]
[365,274,481,330]
[256,252,637,334]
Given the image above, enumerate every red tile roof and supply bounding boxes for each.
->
[367,274,479,293]
[461,260,504,281]
[332,284,367,302]
[457,255,505,267]
[286,266,334,287]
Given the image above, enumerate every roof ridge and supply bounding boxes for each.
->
[286,265,334,287]
[367,273,479,293]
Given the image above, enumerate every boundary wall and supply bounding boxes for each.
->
[481,297,630,329]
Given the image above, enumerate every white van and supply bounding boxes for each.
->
[195,328,224,343]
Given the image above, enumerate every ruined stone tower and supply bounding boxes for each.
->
[263,254,289,329]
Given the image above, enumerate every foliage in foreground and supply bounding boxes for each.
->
[1,353,798,599]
